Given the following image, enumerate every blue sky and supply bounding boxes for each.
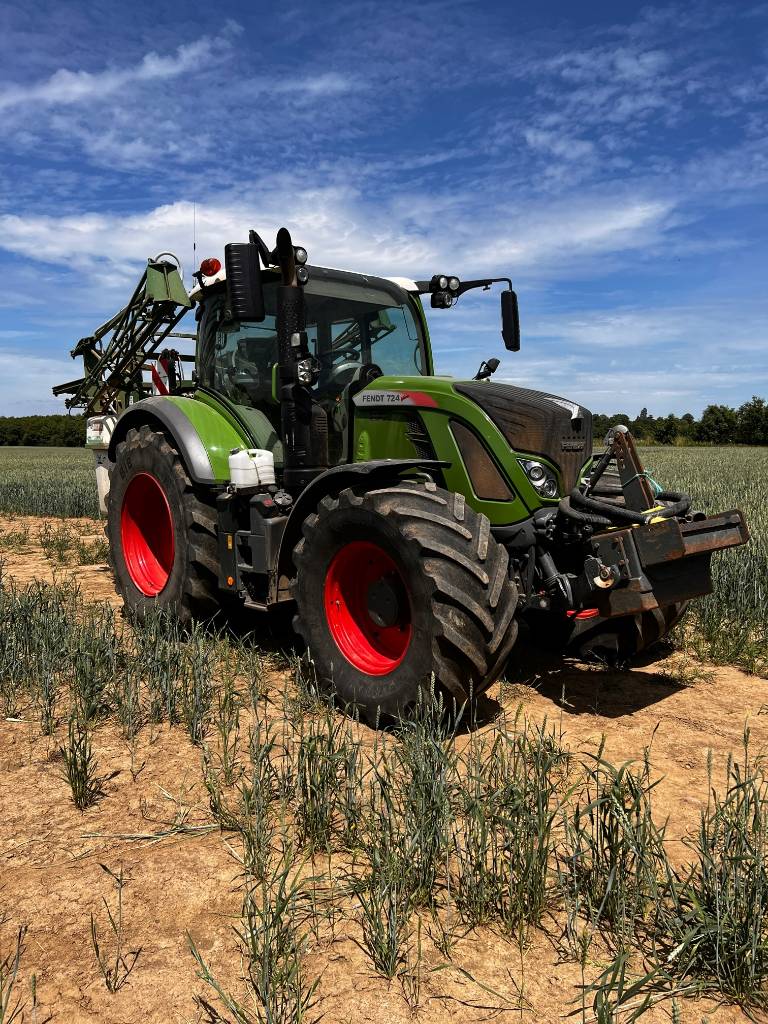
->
[0,0,766,417]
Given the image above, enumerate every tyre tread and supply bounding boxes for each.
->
[293,479,518,708]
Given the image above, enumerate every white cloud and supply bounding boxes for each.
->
[0,32,236,113]
[524,128,595,161]
[547,45,669,86]
[0,185,678,294]
[0,347,80,413]
[272,71,356,97]
[474,197,674,269]
[526,303,768,351]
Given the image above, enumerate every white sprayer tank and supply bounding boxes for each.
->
[228,448,276,489]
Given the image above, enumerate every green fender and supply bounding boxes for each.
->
[108,395,251,484]
[275,458,449,583]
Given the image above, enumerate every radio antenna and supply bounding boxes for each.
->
[192,201,197,284]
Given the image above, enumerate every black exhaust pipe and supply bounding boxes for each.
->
[274,227,328,491]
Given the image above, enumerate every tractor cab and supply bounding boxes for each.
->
[192,266,432,467]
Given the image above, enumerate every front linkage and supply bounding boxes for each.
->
[515,425,749,659]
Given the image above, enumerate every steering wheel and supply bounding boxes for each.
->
[318,360,365,395]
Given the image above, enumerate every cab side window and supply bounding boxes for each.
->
[213,316,279,408]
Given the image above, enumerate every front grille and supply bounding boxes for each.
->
[362,408,436,460]
[405,413,436,460]
[453,381,592,492]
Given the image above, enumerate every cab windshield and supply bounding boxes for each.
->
[202,271,425,400]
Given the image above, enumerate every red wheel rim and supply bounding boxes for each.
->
[324,540,412,676]
[120,473,175,597]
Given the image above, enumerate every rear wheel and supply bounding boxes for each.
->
[292,481,519,720]
[106,425,219,622]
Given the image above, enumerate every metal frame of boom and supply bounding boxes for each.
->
[52,256,192,416]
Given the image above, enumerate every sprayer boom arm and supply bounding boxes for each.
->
[52,256,192,415]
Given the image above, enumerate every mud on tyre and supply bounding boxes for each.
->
[106,425,219,622]
[292,480,519,720]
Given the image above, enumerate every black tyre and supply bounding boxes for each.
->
[292,480,518,719]
[524,600,689,661]
[106,425,219,622]
[569,600,690,662]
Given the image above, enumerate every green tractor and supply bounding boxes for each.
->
[54,227,749,719]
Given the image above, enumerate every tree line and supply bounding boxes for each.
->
[0,414,87,447]
[595,396,768,445]
[0,397,766,448]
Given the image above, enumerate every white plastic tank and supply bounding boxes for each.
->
[228,448,276,489]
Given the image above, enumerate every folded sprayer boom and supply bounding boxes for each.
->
[52,256,192,415]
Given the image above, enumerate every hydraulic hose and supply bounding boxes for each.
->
[590,483,624,497]
[562,487,692,528]
[557,497,613,529]
[653,490,692,518]
[571,489,654,525]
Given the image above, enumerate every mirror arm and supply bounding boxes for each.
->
[248,229,273,270]
[414,277,513,298]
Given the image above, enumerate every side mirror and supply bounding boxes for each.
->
[224,242,265,322]
[501,289,520,351]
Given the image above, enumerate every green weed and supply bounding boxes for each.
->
[90,864,141,993]
[60,712,102,810]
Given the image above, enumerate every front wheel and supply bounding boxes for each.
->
[292,481,519,721]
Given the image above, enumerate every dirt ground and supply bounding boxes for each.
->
[1,515,767,1023]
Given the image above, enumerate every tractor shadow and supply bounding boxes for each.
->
[494,625,687,721]
[179,604,687,730]
[200,601,297,656]
[218,610,687,729]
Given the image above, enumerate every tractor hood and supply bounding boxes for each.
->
[453,380,592,492]
[353,375,593,494]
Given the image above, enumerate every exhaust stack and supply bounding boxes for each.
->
[274,227,328,490]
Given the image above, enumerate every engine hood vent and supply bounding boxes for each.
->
[453,381,592,493]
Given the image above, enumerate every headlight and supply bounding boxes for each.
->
[297,358,315,385]
[518,459,559,498]
[541,477,559,498]
[437,275,448,289]
[448,276,460,291]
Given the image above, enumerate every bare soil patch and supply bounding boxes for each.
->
[1,514,765,1023]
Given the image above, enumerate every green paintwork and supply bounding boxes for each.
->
[194,389,257,443]
[352,375,563,526]
[170,289,562,523]
[165,394,251,481]
[145,261,192,308]
[354,415,417,463]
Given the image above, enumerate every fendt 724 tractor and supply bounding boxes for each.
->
[54,227,749,719]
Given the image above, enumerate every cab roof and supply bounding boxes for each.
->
[188,264,419,302]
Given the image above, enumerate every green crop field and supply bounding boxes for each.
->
[0,443,765,673]
[0,446,99,518]
[640,446,767,675]
[0,444,767,1021]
